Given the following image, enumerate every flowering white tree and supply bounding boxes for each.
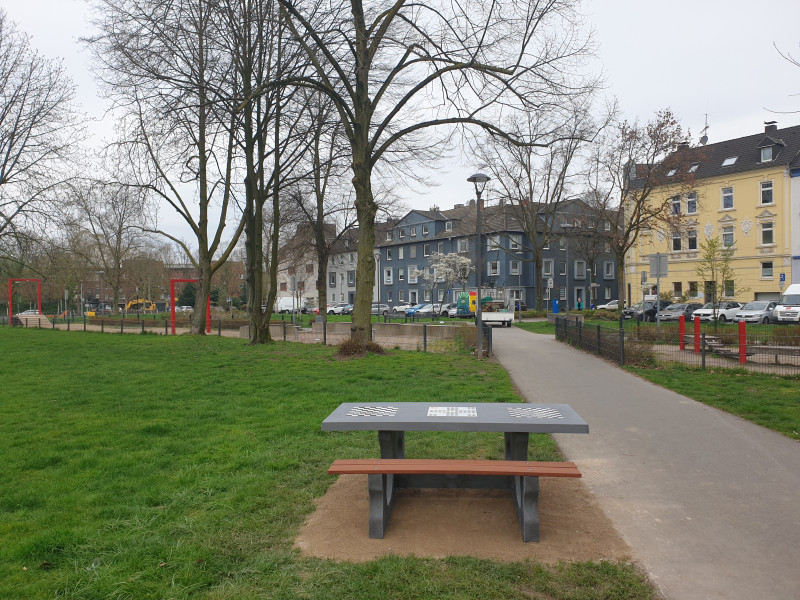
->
[412,252,474,311]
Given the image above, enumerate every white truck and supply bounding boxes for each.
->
[478,302,514,327]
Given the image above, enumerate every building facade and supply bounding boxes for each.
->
[629,123,800,304]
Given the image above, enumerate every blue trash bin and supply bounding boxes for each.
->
[552,298,559,314]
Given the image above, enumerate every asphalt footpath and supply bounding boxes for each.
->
[491,325,800,600]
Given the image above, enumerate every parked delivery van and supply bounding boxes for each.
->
[773,284,800,323]
[274,296,308,314]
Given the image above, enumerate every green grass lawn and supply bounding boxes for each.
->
[0,328,654,599]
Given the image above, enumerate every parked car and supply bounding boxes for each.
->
[341,304,354,315]
[774,284,800,323]
[656,302,703,322]
[371,303,390,316]
[634,300,672,322]
[392,301,413,314]
[596,300,619,310]
[621,302,642,319]
[440,302,458,316]
[405,303,432,317]
[327,302,350,315]
[692,301,742,322]
[735,301,778,324]
[19,309,40,315]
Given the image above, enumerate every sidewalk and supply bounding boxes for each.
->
[492,327,800,600]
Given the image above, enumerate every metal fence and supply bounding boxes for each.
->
[555,316,800,376]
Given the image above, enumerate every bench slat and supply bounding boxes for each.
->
[329,458,580,478]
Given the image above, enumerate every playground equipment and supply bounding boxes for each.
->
[125,298,157,312]
[7,279,42,322]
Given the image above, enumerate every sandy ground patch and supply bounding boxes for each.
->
[295,474,631,563]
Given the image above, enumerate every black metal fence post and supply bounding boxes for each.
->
[619,326,624,365]
[283,321,286,341]
[423,323,427,352]
[701,333,706,370]
[120,320,124,334]
[218,319,221,336]
[323,320,327,346]
[597,324,601,355]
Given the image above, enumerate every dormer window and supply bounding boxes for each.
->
[667,169,677,177]
[399,229,405,239]
[445,221,453,231]
[721,156,738,167]
[385,231,392,241]
[760,146,773,162]
[410,227,416,237]
[422,225,429,235]
[688,163,699,173]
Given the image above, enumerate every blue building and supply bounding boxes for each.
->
[375,199,619,310]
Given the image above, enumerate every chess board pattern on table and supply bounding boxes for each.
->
[507,406,564,419]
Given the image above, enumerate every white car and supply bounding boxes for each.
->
[596,300,619,310]
[326,302,350,315]
[691,301,742,322]
[392,302,413,314]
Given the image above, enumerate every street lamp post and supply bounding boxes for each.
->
[467,172,491,358]
[560,223,574,312]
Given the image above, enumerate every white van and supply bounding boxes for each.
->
[773,284,800,323]
[274,296,307,314]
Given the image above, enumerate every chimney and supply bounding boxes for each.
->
[453,203,463,209]
[469,199,475,206]
[765,121,778,133]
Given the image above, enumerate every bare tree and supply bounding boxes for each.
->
[89,0,244,333]
[274,0,597,342]
[63,181,151,315]
[477,103,601,309]
[585,108,698,307]
[0,10,81,248]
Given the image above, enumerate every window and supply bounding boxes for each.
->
[604,221,611,231]
[287,266,296,276]
[386,248,392,261]
[688,229,698,251]
[437,242,443,253]
[688,162,699,173]
[761,261,773,278]
[671,196,681,215]
[721,156,738,166]
[331,292,336,303]
[386,231,392,241]
[760,146,773,162]
[423,243,431,256]
[761,221,774,245]
[760,181,773,204]
[423,290,431,302]
[409,245,417,259]
[445,221,453,231]
[298,280,305,291]
[543,239,550,249]
[306,263,314,274]
[510,260,521,275]
[724,280,734,297]
[689,281,698,297]
[574,260,586,280]
[349,253,355,263]
[398,247,404,260]
[438,289,444,302]
[672,232,682,251]
[408,265,418,284]
[721,225,734,247]
[604,286,611,300]
[686,193,697,214]
[387,291,393,303]
[422,225,429,235]
[673,282,682,296]
[409,290,417,303]
[542,259,554,277]
[559,288,566,300]
[329,272,336,287]
[487,261,499,276]
[398,290,405,302]
[348,270,356,285]
[559,238,566,249]
[410,227,417,237]
[383,268,393,285]
[398,268,405,282]
[667,168,677,177]
[486,236,500,251]
[509,234,521,250]
[280,282,287,291]
[558,261,566,276]
[603,261,614,279]
[604,242,611,253]
[722,187,734,209]
[399,229,405,239]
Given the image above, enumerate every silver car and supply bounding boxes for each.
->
[735,301,777,324]
[656,302,703,322]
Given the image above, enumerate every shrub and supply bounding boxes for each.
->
[337,338,386,357]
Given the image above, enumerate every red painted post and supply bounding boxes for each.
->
[693,316,701,353]
[679,315,686,350]
[170,279,176,335]
[738,320,746,364]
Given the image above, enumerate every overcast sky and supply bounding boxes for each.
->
[4,0,800,239]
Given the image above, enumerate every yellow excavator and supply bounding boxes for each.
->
[125,299,157,312]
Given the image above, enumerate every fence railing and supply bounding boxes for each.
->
[555,316,800,375]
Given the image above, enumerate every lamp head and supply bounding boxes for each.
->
[467,172,491,195]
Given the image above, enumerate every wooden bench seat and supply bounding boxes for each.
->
[329,459,581,542]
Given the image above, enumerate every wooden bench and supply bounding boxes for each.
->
[329,458,581,542]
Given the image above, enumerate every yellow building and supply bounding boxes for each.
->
[629,123,800,305]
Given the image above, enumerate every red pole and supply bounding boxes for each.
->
[693,316,701,353]
[170,280,176,335]
[738,320,746,364]
[679,314,685,350]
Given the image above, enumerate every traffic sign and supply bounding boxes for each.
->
[780,273,785,282]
